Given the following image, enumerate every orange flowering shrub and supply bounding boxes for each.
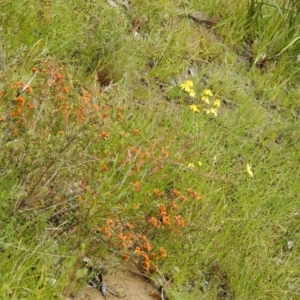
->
[91,185,196,273]
[1,58,202,278]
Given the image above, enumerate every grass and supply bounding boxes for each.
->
[1,0,300,299]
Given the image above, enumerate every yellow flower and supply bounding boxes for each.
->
[213,99,221,108]
[188,163,195,169]
[209,108,218,117]
[202,89,213,97]
[185,86,192,93]
[189,90,196,98]
[246,163,253,178]
[189,104,200,113]
[201,89,213,103]
[180,80,196,97]
[197,161,202,167]
[180,80,193,91]
[203,108,218,117]
[201,95,209,104]
[186,80,193,87]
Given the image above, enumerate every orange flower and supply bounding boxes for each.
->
[148,216,158,227]
[126,222,134,229]
[133,180,142,192]
[102,164,109,172]
[117,112,124,121]
[135,246,141,253]
[187,188,200,200]
[93,104,99,111]
[159,203,167,216]
[174,215,185,227]
[107,218,114,226]
[55,73,63,82]
[138,235,147,241]
[62,86,69,94]
[161,147,169,158]
[103,112,109,118]
[144,259,150,272]
[82,95,90,104]
[11,108,22,117]
[101,130,109,139]
[31,66,38,73]
[11,81,24,90]
[140,252,151,272]
[15,95,25,107]
[132,128,141,135]
[157,192,165,198]
[27,103,34,110]
[152,188,159,195]
[100,226,111,238]
[25,86,32,93]
[172,189,181,197]
[162,215,170,225]
[143,240,153,252]
[159,247,167,257]
[129,147,139,155]
[11,127,17,135]
[119,233,127,240]
[181,195,188,201]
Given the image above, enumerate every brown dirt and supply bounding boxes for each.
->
[71,261,162,300]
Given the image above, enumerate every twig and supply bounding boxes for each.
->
[2,70,39,122]
[22,119,93,204]
[161,287,165,300]
[209,155,217,175]
[16,70,38,97]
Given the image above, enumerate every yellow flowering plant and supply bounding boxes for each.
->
[179,80,221,117]
[200,89,221,117]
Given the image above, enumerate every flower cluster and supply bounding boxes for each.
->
[190,89,220,117]
[98,216,169,274]
[200,89,221,117]
[179,80,221,117]
[95,187,192,274]
[180,80,196,98]
[188,161,202,170]
[147,188,188,230]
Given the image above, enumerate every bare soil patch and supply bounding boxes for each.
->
[72,261,161,300]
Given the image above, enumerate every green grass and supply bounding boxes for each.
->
[1,0,300,299]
